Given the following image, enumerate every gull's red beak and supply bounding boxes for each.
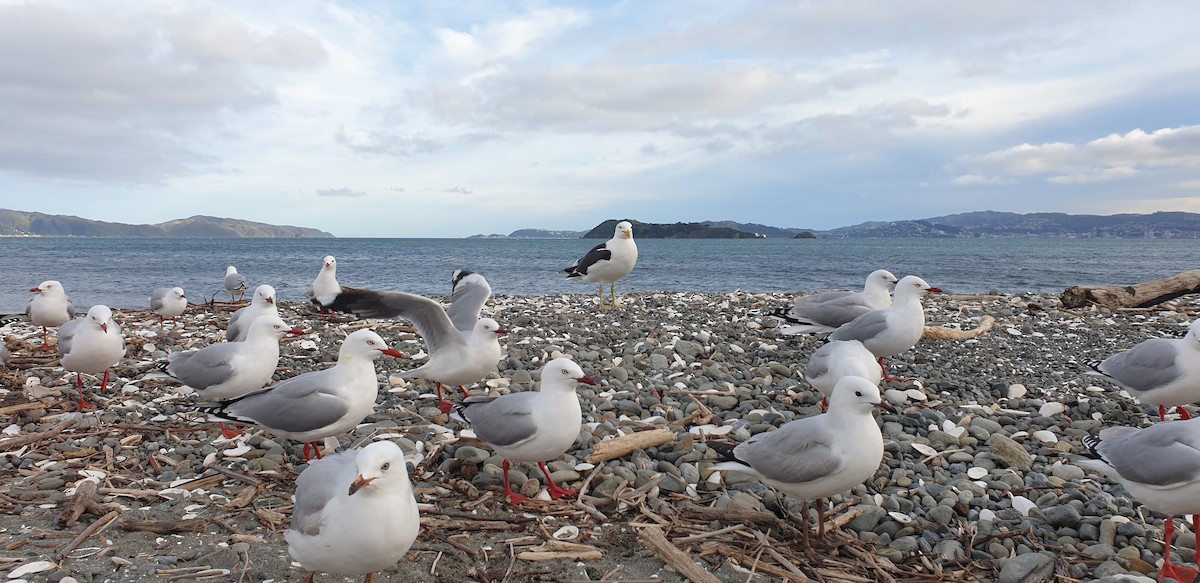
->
[100,322,108,333]
[287,328,306,336]
[874,402,897,413]
[30,287,41,293]
[180,294,187,299]
[495,328,509,335]
[381,348,404,358]
[267,296,275,305]
[927,287,944,293]
[348,475,374,495]
[576,376,598,386]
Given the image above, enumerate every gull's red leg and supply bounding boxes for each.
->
[538,461,576,499]
[504,459,530,504]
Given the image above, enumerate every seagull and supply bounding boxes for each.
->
[224,266,249,303]
[804,339,882,410]
[1086,320,1200,421]
[226,285,278,342]
[285,440,419,583]
[198,329,403,461]
[562,220,638,310]
[26,280,76,351]
[306,255,341,321]
[457,358,596,504]
[1079,418,1200,583]
[324,275,505,413]
[711,376,893,547]
[59,305,126,412]
[159,315,305,438]
[827,275,942,381]
[774,270,898,335]
[150,287,187,327]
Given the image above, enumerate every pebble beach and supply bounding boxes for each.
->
[0,289,1194,583]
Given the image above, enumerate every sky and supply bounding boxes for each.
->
[1,1,1199,237]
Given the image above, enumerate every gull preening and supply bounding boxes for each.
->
[1079,418,1200,582]
[774,269,898,335]
[59,305,126,411]
[712,376,893,547]
[457,358,596,504]
[226,285,278,342]
[285,440,419,583]
[1086,320,1200,421]
[828,275,942,381]
[150,287,187,327]
[562,220,638,310]
[199,329,403,461]
[26,280,75,351]
[224,265,249,303]
[325,273,505,413]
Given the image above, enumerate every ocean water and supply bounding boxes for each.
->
[0,237,1196,313]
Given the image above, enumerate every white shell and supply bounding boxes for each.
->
[967,467,988,479]
[222,444,252,457]
[552,525,580,540]
[7,560,57,577]
[911,443,938,457]
[1007,384,1027,399]
[979,508,996,521]
[904,388,927,401]
[888,511,912,524]
[1010,494,1037,516]
[1032,430,1058,443]
[1039,402,1066,417]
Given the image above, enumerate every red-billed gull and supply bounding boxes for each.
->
[774,269,898,335]
[26,280,75,351]
[1086,320,1200,421]
[828,275,942,381]
[59,305,126,411]
[150,287,187,327]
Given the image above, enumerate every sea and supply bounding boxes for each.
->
[1,236,1197,314]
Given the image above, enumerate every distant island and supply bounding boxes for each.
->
[470,211,1200,240]
[0,209,334,238]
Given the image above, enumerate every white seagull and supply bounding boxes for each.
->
[150,287,188,327]
[804,339,882,409]
[1079,418,1200,582]
[774,270,898,335]
[827,275,942,381]
[457,358,596,504]
[226,285,278,342]
[306,255,341,320]
[160,315,305,438]
[562,220,638,310]
[712,376,893,547]
[1086,320,1200,421]
[224,265,249,303]
[285,440,420,583]
[324,273,505,413]
[59,305,126,411]
[26,280,76,351]
[199,329,403,461]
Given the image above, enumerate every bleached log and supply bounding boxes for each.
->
[1061,269,1200,309]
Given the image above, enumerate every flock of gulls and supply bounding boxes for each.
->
[7,218,1200,582]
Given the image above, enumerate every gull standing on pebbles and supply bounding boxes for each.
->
[562,220,638,310]
[325,275,505,413]
[827,275,942,381]
[457,358,596,504]
[226,285,278,342]
[59,305,126,411]
[26,280,75,351]
[773,269,898,335]
[150,287,187,327]
[285,440,419,583]
[1079,418,1200,582]
[224,266,248,303]
[198,330,403,461]
[711,376,893,547]
[306,255,341,320]
[1086,320,1200,421]
[804,339,882,409]
[159,315,305,438]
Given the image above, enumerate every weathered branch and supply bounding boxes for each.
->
[637,525,722,583]
[1061,269,1200,309]
[585,428,675,463]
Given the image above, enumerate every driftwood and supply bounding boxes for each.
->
[922,316,995,340]
[59,479,118,527]
[637,525,723,583]
[1061,268,1200,309]
[121,519,208,534]
[585,428,676,463]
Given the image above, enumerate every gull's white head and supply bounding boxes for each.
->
[540,358,597,392]
[248,315,305,340]
[474,318,508,338]
[1187,320,1200,344]
[347,441,411,496]
[169,287,186,300]
[616,221,634,239]
[894,275,942,299]
[340,329,404,360]
[828,376,894,414]
[869,270,899,287]
[86,304,115,334]
[322,255,336,270]
[31,280,65,296]
[251,285,276,306]
[226,266,238,275]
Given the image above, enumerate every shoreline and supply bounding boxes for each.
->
[0,291,1192,582]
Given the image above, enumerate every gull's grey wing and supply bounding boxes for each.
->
[447,270,491,334]
[829,309,890,344]
[793,290,854,306]
[57,318,82,355]
[150,288,170,312]
[462,392,538,447]
[166,345,239,389]
[291,450,357,536]
[1093,422,1200,487]
[562,242,610,277]
[325,289,459,351]
[65,298,76,318]
[733,420,843,484]
[804,347,832,380]
[226,306,250,342]
[222,370,348,433]
[789,297,872,328]
[225,272,248,292]
[1097,339,1182,392]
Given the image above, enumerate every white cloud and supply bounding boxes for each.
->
[316,188,368,198]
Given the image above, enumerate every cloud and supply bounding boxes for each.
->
[316,187,368,198]
[444,186,473,195]
[951,125,1200,185]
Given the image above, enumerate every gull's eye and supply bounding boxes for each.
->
[381,462,390,471]
[855,391,863,397]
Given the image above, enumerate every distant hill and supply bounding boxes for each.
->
[826,211,1200,238]
[701,220,811,238]
[0,210,334,238]
[582,219,761,239]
